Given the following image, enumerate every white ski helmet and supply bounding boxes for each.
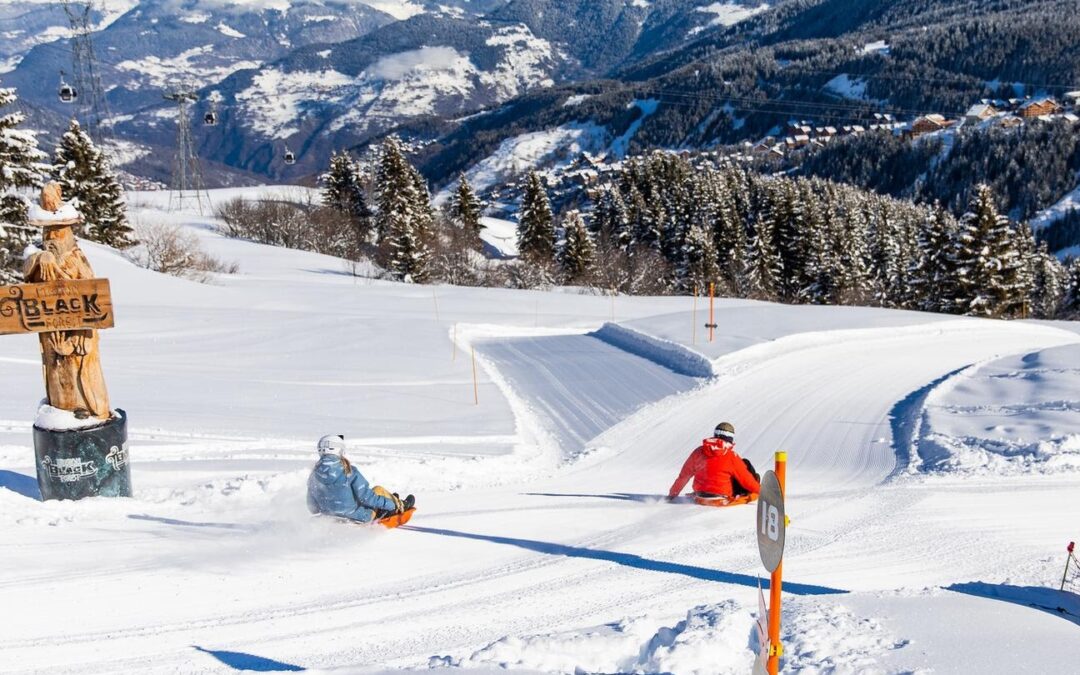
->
[317,434,346,456]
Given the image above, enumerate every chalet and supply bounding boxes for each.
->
[910,114,953,136]
[1064,91,1080,108]
[964,103,998,124]
[995,115,1024,129]
[1019,98,1063,118]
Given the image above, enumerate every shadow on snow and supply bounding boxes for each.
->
[0,470,41,500]
[948,582,1080,625]
[524,492,663,504]
[192,646,305,672]
[129,514,254,531]
[405,525,845,596]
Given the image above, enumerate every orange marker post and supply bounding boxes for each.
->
[768,451,787,675]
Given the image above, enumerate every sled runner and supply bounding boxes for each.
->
[693,493,757,508]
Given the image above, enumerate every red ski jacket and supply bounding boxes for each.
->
[668,438,761,498]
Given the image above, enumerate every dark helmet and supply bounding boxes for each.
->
[713,422,735,443]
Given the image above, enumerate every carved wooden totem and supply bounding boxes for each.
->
[23,184,111,419]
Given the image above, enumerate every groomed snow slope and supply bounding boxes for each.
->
[1,188,1080,673]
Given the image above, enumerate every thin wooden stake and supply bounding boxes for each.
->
[432,287,441,323]
[708,282,716,343]
[471,346,479,405]
[692,286,697,345]
[452,323,457,362]
[610,288,616,322]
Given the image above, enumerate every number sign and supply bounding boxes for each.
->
[756,470,786,573]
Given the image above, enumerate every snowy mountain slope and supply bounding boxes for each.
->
[2,188,1080,672]
[4,0,397,135]
[83,0,781,181]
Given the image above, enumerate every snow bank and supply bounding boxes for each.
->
[910,342,1080,474]
[590,322,715,378]
[446,601,756,674]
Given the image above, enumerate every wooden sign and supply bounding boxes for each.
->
[0,279,113,335]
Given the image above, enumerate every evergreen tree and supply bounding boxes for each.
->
[712,172,747,294]
[954,184,1026,318]
[1027,242,1066,319]
[908,205,960,313]
[746,184,783,300]
[832,191,873,304]
[1064,258,1080,319]
[678,223,720,293]
[375,137,431,282]
[449,173,483,248]
[559,210,594,282]
[0,83,46,282]
[52,119,133,249]
[591,183,630,248]
[322,151,371,224]
[517,171,555,265]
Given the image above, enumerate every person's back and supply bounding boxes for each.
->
[668,422,760,500]
[306,435,411,523]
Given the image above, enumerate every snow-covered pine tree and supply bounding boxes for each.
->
[449,173,483,248]
[907,205,960,313]
[52,119,133,249]
[773,180,809,301]
[1064,258,1080,319]
[678,223,720,293]
[712,169,747,294]
[954,184,1026,318]
[375,137,431,282]
[322,151,371,226]
[559,210,594,282]
[0,83,47,282]
[832,190,873,304]
[591,184,630,247]
[517,171,555,265]
[1027,241,1066,318]
[745,184,783,300]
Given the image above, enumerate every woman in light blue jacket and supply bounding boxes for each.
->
[306,435,414,523]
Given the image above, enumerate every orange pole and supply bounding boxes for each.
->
[471,346,479,405]
[708,282,715,343]
[768,451,787,675]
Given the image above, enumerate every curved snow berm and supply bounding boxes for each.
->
[470,323,708,461]
[589,322,715,378]
[908,342,1080,475]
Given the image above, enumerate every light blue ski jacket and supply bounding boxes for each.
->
[306,455,397,523]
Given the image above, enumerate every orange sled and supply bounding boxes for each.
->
[376,508,416,529]
[372,485,415,528]
[693,493,757,508]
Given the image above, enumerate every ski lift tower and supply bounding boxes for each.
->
[163,87,210,214]
[58,1,110,142]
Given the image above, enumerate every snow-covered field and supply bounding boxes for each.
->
[2,188,1080,673]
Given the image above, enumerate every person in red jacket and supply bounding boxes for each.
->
[668,422,761,503]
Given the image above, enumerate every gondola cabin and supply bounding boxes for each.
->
[58,83,77,103]
[204,111,217,126]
